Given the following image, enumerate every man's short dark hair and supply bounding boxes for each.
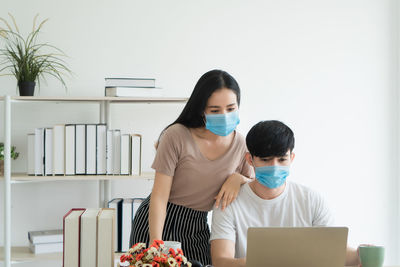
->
[246,120,295,157]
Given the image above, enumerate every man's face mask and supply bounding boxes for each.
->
[252,156,290,189]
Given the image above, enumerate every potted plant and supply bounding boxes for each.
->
[0,142,19,176]
[119,240,193,267]
[0,13,71,96]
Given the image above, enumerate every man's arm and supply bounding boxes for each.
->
[211,239,245,267]
[311,192,360,266]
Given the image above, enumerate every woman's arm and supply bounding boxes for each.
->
[215,173,253,211]
[148,172,173,243]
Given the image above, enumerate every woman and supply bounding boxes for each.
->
[129,69,253,265]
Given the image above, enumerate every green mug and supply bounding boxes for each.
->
[359,246,385,267]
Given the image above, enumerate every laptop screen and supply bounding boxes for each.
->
[246,227,348,267]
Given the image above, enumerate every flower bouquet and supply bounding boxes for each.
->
[119,240,192,267]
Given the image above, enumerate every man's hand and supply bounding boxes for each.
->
[345,246,361,266]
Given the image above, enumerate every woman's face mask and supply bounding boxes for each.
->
[205,110,240,136]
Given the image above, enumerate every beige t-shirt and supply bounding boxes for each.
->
[151,123,253,211]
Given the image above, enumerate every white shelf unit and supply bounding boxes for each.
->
[0,95,187,266]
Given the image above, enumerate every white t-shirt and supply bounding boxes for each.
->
[210,181,334,258]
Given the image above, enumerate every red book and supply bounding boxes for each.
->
[63,208,86,267]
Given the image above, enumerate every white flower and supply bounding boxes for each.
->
[142,265,152,267]
[167,257,177,267]
[131,243,146,253]
[119,261,130,267]
[181,255,188,264]
[148,246,160,257]
[144,253,153,261]
[135,260,143,267]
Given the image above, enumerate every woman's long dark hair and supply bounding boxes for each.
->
[156,70,241,146]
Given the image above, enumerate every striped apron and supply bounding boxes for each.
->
[129,195,211,265]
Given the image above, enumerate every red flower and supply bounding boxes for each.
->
[153,256,162,263]
[169,248,176,257]
[136,252,144,261]
[120,254,133,262]
[177,248,184,255]
[120,254,128,262]
[152,262,160,267]
[152,239,164,249]
[175,256,183,266]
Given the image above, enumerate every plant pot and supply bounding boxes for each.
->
[0,160,3,176]
[18,81,36,96]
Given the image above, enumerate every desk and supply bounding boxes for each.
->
[115,253,399,267]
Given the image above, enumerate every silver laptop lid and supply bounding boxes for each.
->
[246,227,348,267]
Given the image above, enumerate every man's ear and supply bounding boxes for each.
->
[290,152,295,162]
[245,152,254,167]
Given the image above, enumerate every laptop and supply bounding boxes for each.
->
[246,227,348,267]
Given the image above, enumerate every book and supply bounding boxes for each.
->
[106,130,113,175]
[105,77,155,88]
[29,241,63,254]
[80,208,101,267]
[75,124,86,175]
[65,124,76,176]
[121,198,133,252]
[130,134,142,175]
[120,134,130,175]
[96,124,107,175]
[53,125,65,175]
[63,208,85,267]
[86,124,97,175]
[97,208,115,267]
[34,128,44,175]
[27,134,35,175]
[44,128,53,176]
[108,198,123,252]
[113,130,121,175]
[28,229,63,244]
[105,87,163,97]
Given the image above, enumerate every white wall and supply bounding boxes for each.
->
[0,0,399,264]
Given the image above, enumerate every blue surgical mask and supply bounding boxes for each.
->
[254,165,290,189]
[205,110,240,136]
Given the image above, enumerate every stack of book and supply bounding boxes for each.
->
[27,125,142,176]
[104,77,163,97]
[108,198,145,252]
[28,229,63,254]
[63,208,115,267]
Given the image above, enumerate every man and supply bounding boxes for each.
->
[210,120,360,267]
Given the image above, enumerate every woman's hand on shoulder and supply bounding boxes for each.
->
[215,173,246,211]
